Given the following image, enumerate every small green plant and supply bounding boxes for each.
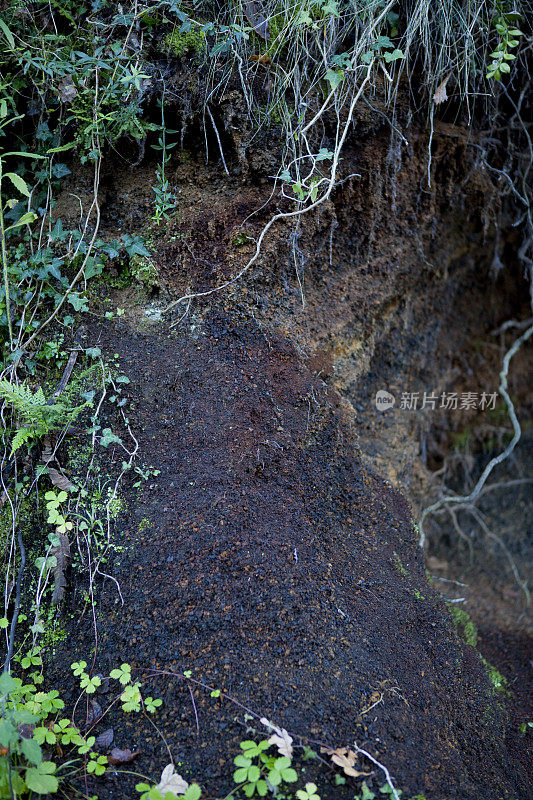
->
[448,606,510,695]
[0,380,89,454]
[353,782,376,799]
[87,752,108,775]
[0,107,43,349]
[296,782,320,800]
[486,5,524,81]
[152,96,179,225]
[354,782,423,799]
[393,552,408,578]
[108,662,161,713]
[481,659,509,694]
[233,739,297,797]
[166,26,206,57]
[0,669,99,797]
[448,605,478,647]
[232,231,254,247]
[45,491,74,535]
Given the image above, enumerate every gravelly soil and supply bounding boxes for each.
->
[54,312,529,800]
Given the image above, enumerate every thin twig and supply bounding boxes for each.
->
[419,321,533,548]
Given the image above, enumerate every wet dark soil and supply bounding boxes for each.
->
[56,311,529,800]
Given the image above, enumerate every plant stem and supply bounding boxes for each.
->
[0,158,14,350]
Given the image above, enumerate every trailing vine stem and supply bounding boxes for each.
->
[418,321,533,550]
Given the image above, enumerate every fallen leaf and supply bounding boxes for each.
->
[108,747,140,765]
[51,532,71,605]
[267,727,293,759]
[260,717,294,758]
[249,54,272,64]
[95,729,114,749]
[156,764,189,795]
[243,0,269,40]
[320,746,372,778]
[17,724,35,739]
[84,699,103,728]
[433,73,451,105]
[426,556,448,571]
[95,674,110,694]
[47,467,76,491]
[58,75,77,102]
[41,437,54,464]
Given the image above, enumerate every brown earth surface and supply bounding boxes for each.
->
[59,313,528,800]
[50,101,532,800]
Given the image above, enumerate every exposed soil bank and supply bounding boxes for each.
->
[56,312,526,800]
[51,104,532,799]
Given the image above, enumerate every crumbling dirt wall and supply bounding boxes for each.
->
[54,101,531,799]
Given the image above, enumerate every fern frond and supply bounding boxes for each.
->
[11,427,35,454]
[0,379,47,414]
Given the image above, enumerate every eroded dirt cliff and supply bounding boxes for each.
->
[53,95,532,800]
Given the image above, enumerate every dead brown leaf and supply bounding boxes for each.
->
[95,729,114,750]
[155,764,189,795]
[108,748,140,765]
[260,718,294,759]
[433,73,451,106]
[58,75,77,102]
[243,0,270,40]
[51,532,71,605]
[47,467,76,492]
[17,724,35,739]
[84,699,103,728]
[426,556,449,571]
[320,746,372,778]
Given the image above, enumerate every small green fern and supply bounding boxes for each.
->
[0,379,87,454]
[10,427,35,454]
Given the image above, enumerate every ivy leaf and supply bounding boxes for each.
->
[383,49,405,63]
[374,35,393,49]
[325,69,343,89]
[99,428,122,448]
[84,258,104,280]
[67,292,88,312]
[321,0,339,16]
